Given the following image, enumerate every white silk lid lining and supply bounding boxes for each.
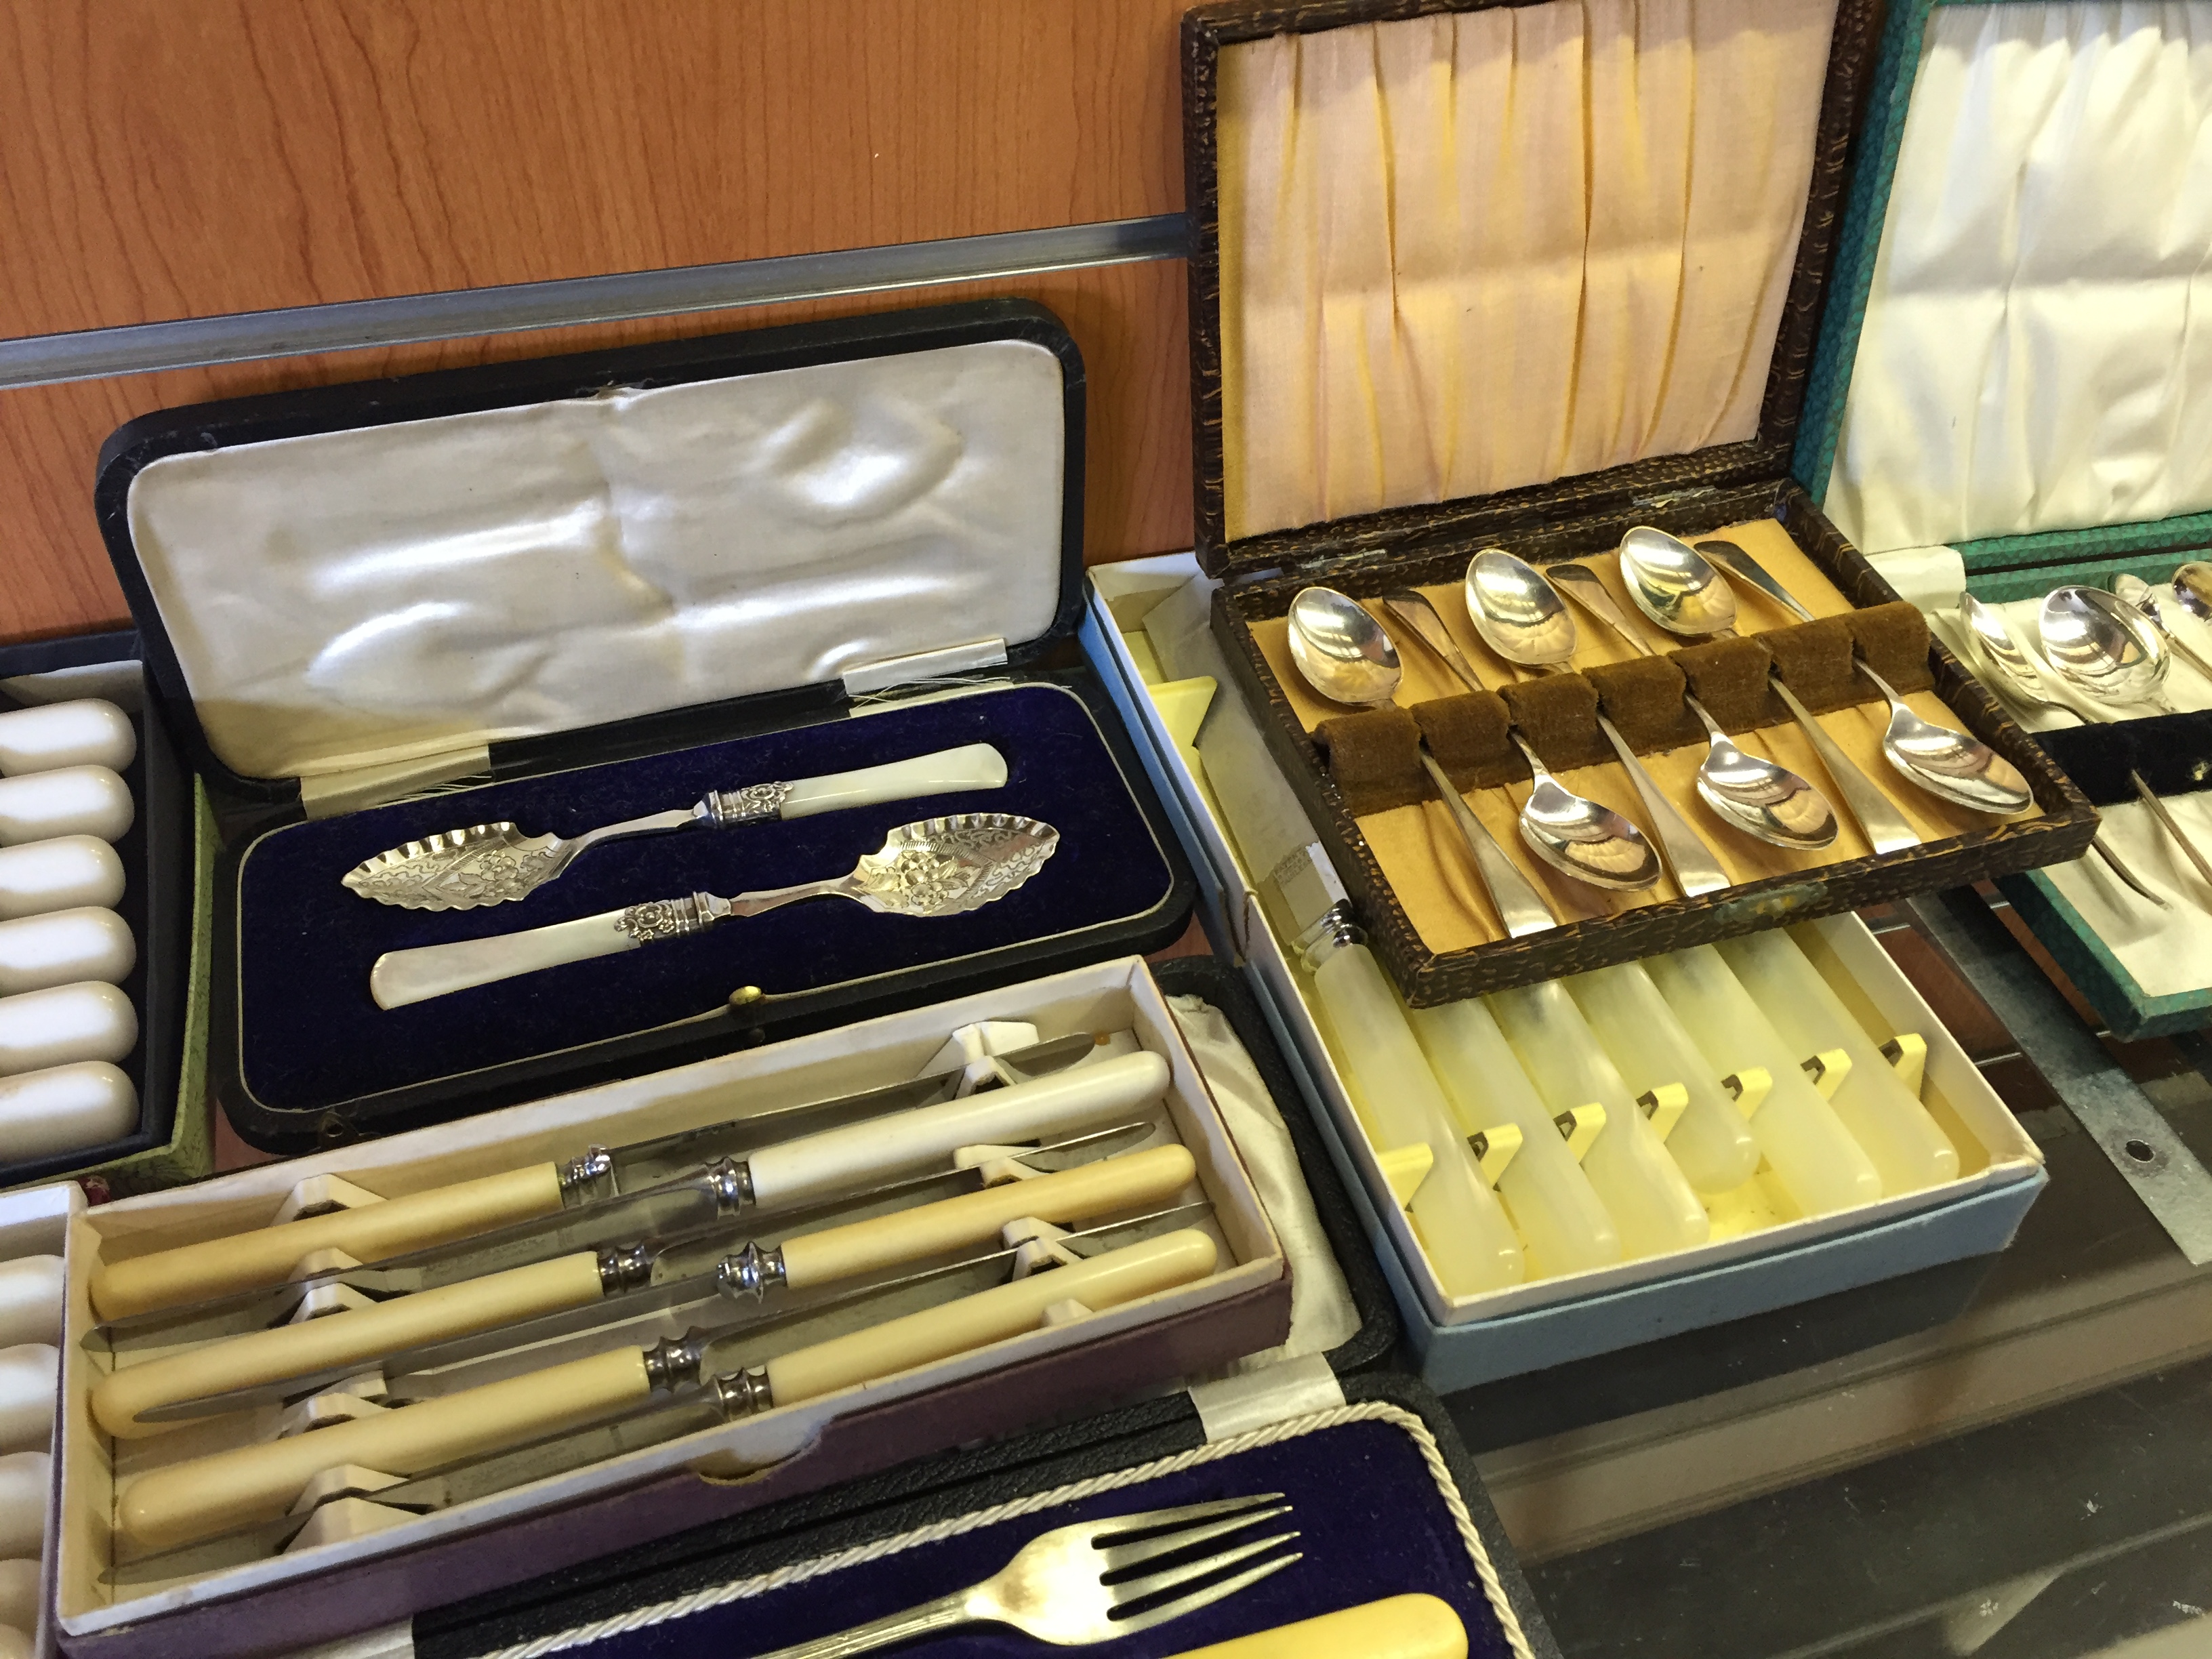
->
[125,338,1069,783]
[1825,1,2212,554]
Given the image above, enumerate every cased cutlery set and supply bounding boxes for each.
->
[1281,526,2032,936]
[343,742,1063,1007]
[83,1032,1229,1575]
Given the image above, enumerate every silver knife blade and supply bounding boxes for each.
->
[130,1122,1163,1423]
[94,1031,1103,1351]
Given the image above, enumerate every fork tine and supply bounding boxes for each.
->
[1107,1550,1304,1639]
[1097,1504,1292,1574]
[1110,1531,1300,1604]
[1087,1493,1286,1544]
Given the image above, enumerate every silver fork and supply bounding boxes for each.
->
[754,1494,1300,1657]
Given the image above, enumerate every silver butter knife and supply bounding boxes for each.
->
[371,811,1059,1008]
[344,742,1009,909]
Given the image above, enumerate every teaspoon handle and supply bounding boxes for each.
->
[1594,714,1731,897]
[2131,771,2212,895]
[1416,753,1557,939]
[1766,677,1921,855]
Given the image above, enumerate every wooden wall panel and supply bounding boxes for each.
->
[0,0,1188,335]
[0,264,1194,642]
[0,0,1205,643]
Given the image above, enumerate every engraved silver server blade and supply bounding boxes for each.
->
[369,811,1060,1008]
[343,743,1009,909]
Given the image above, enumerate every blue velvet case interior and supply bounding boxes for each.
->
[237,682,1174,1113]
[539,1417,1520,1658]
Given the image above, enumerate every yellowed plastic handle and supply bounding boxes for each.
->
[118,1345,650,1551]
[89,1164,567,1322]
[91,1252,608,1439]
[778,1145,1195,1290]
[1160,1595,1467,1659]
[767,1227,1218,1405]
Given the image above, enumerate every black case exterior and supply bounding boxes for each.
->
[89,302,1198,1151]
[403,958,1546,1659]
[0,630,192,1188]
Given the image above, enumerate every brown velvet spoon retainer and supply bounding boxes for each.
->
[1849,600,1938,693]
[1586,657,1701,754]
[1758,615,1859,714]
[1672,637,1774,731]
[1498,676,1611,771]
[1412,693,1518,790]
[1315,705,1427,817]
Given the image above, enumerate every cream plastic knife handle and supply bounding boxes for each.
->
[119,1229,1217,1553]
[370,910,638,1009]
[91,1252,609,1438]
[766,1227,1217,1404]
[748,1049,1171,1208]
[777,745,1007,820]
[1162,1595,1468,1659]
[88,1165,567,1322]
[779,1144,1195,1289]
[1766,676,1921,855]
[118,1345,653,1550]
[100,1149,1198,1436]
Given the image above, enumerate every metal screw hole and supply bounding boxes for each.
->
[2124,1139,2157,1163]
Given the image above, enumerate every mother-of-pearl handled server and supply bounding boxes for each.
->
[0,766,133,846]
[1164,1595,1467,1659]
[118,1229,1220,1551]
[0,838,124,922]
[0,699,136,777]
[91,1143,1199,1438]
[89,1049,1173,1320]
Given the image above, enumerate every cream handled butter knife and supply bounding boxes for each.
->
[88,1048,1169,1321]
[117,1227,1219,1552]
[344,743,1010,909]
[92,1141,1197,1437]
[369,811,1059,1009]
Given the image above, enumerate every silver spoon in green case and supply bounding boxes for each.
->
[369,812,1059,1009]
[1282,587,1557,934]
[2114,573,2212,682]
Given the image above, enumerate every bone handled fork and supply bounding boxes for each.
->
[754,1495,1301,1657]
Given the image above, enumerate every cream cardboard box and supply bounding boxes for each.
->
[1087,556,2045,1391]
[54,957,1286,1658]
[0,1181,80,1659]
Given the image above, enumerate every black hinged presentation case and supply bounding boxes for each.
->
[407,957,1561,1659]
[94,302,1196,1151]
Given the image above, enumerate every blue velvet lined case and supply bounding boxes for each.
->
[94,302,1197,1147]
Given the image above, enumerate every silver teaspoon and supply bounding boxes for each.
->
[1542,562,1837,851]
[1443,560,1731,889]
[2114,573,2212,681]
[1386,583,1660,892]
[1285,588,1402,707]
[2039,586,2175,713]
[1285,588,1557,931]
[1695,538,2028,817]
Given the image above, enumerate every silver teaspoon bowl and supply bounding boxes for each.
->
[2039,586,2172,710]
[1618,526,1738,637]
[1286,588,1402,706]
[1516,764,1662,889]
[1690,721,1839,848]
[1465,549,1578,665]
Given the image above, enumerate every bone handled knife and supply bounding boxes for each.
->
[343,743,1011,909]
[89,1048,1170,1322]
[92,1143,1197,1437]
[117,1228,1219,1552]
